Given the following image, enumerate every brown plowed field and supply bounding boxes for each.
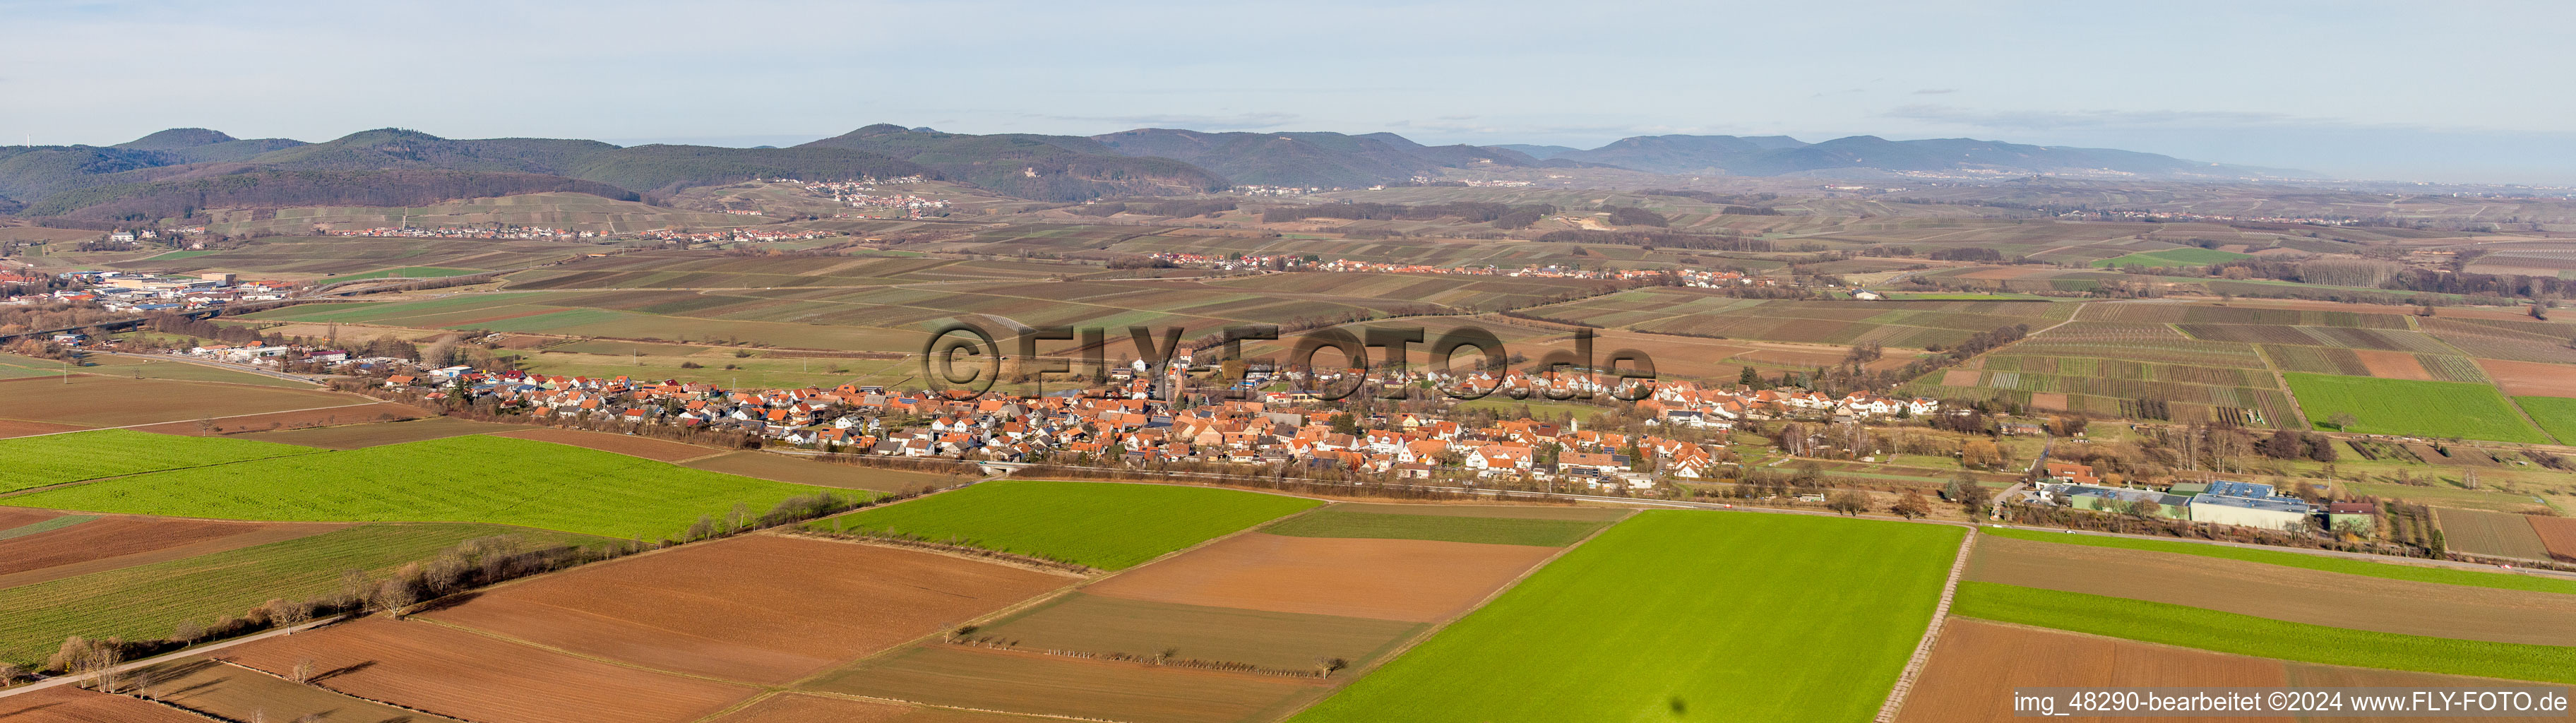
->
[224,617,758,723]
[976,593,1424,671]
[0,516,341,578]
[0,684,213,722]
[2352,349,2435,381]
[0,508,61,531]
[0,520,344,590]
[1895,619,2294,723]
[130,402,424,436]
[1969,536,2576,645]
[421,534,1070,684]
[2528,515,2576,561]
[0,376,355,426]
[227,417,519,449]
[1327,503,1628,521]
[711,693,1045,723]
[1084,533,1556,623]
[2434,507,2556,561]
[2478,358,2576,397]
[2030,392,2069,410]
[682,451,965,493]
[810,645,1330,723]
[492,428,720,462]
[1940,369,1980,386]
[0,419,86,438]
[138,657,439,723]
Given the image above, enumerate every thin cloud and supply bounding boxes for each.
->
[1886,104,2311,130]
[1912,88,1957,95]
[1031,112,1302,130]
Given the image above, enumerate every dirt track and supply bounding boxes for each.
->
[1085,532,1556,623]
[1969,536,2576,645]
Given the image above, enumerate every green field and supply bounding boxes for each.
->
[2514,396,2576,444]
[1980,527,2576,594]
[1292,511,1963,723]
[0,515,96,541]
[0,522,601,666]
[6,435,828,539]
[1955,582,2576,683]
[0,430,319,494]
[1263,508,1608,547]
[2090,247,2255,268]
[2284,373,2549,443]
[811,480,1320,569]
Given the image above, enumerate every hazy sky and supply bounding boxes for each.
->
[8,0,2574,184]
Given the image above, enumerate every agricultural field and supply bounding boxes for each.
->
[2284,373,2550,443]
[811,480,1321,569]
[2088,246,2254,268]
[0,514,339,586]
[1259,503,1621,546]
[2433,507,2556,561]
[1895,619,2548,722]
[115,234,594,278]
[224,416,520,448]
[1952,582,2576,684]
[129,400,428,436]
[0,522,597,666]
[0,374,362,428]
[0,429,317,493]
[223,616,761,723]
[1525,290,2073,349]
[490,427,722,462]
[7,350,318,388]
[1978,527,2576,594]
[812,501,1589,723]
[1289,511,1962,723]
[420,534,1071,684]
[2515,395,2576,444]
[681,451,971,493]
[133,657,438,723]
[2531,515,2576,561]
[1968,534,2576,645]
[0,685,213,722]
[197,192,761,237]
[709,693,1058,723]
[7,434,833,539]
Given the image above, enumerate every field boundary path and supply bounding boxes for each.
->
[0,615,347,700]
[1873,527,1978,723]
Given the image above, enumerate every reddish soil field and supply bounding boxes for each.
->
[226,417,518,450]
[811,645,1331,723]
[1896,619,2294,723]
[491,427,722,462]
[0,517,329,577]
[1969,536,2576,645]
[223,616,758,723]
[0,520,344,590]
[422,534,1072,684]
[2281,662,2572,722]
[2351,349,2434,381]
[0,684,213,722]
[138,657,429,723]
[712,693,1044,723]
[0,376,357,427]
[1085,533,1557,623]
[0,507,61,531]
[130,402,424,436]
[0,419,88,438]
[1938,369,1980,386]
[2528,515,2576,561]
[2477,358,2576,398]
[2029,392,2070,410]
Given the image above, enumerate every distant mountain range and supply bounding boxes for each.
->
[0,125,2301,220]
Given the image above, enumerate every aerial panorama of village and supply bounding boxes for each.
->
[6,4,2576,722]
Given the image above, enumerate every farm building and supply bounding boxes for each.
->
[2186,482,2315,532]
[2324,501,2377,533]
[2055,484,2190,520]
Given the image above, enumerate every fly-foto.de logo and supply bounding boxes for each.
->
[918,321,1657,402]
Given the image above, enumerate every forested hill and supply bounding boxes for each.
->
[797,124,1229,201]
[25,169,640,221]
